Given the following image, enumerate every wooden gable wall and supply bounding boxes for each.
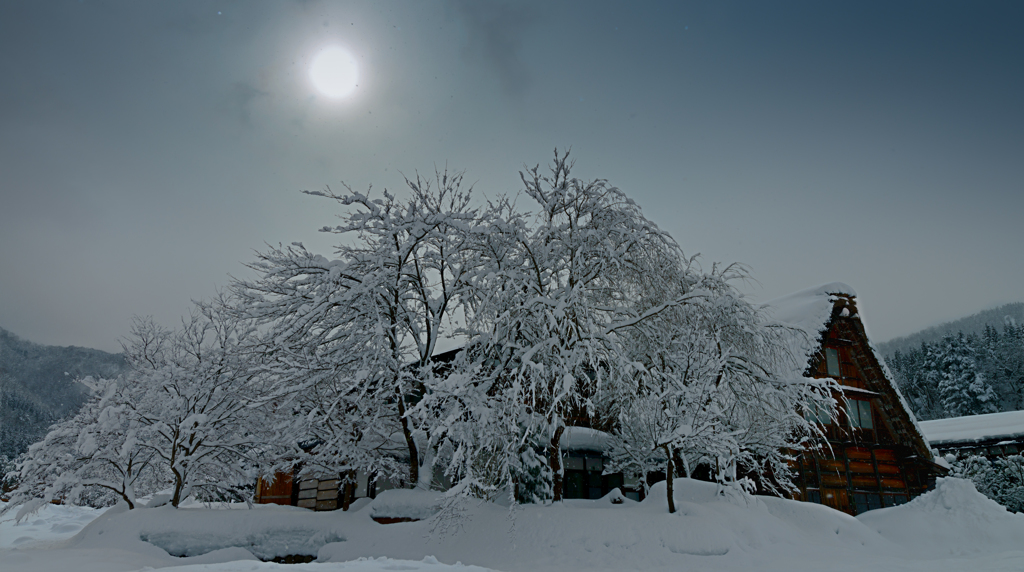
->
[790,293,945,515]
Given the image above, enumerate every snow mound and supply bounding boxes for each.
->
[7,479,1024,571]
[0,501,100,550]
[321,478,892,570]
[368,489,443,520]
[858,477,1024,556]
[136,555,499,571]
[69,502,347,561]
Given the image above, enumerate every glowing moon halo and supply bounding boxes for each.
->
[310,47,358,98]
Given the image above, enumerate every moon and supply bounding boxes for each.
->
[310,47,358,98]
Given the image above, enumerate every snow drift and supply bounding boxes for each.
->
[858,476,1024,557]
[4,478,1024,572]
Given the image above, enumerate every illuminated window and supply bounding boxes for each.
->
[825,348,841,377]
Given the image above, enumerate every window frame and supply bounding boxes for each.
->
[846,399,873,430]
[825,347,841,377]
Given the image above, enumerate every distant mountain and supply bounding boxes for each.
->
[877,302,1024,357]
[0,327,127,460]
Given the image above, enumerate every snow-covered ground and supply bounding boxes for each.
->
[3,477,1023,572]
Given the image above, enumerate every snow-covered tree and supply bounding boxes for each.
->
[889,343,944,420]
[1,375,165,520]
[937,333,997,417]
[608,265,834,512]
[423,151,833,510]
[233,169,484,489]
[990,322,1024,411]
[122,303,275,507]
[887,321,1024,420]
[3,300,278,517]
[432,150,696,501]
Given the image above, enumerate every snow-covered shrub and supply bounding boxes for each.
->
[948,454,1024,513]
[1,453,19,497]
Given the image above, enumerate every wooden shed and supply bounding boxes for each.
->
[768,283,947,515]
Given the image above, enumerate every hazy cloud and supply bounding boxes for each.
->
[222,81,269,126]
[454,0,539,97]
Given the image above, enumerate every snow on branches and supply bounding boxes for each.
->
[3,298,278,519]
[6,151,837,517]
[233,169,485,489]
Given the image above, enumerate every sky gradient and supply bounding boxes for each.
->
[1,1,1022,353]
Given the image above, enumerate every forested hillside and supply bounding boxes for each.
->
[0,327,126,460]
[886,322,1024,421]
[878,303,1024,357]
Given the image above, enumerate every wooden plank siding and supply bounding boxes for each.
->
[256,469,370,512]
[254,472,297,506]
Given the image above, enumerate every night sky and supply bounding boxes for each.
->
[1,1,1022,353]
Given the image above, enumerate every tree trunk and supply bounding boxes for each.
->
[665,445,676,514]
[169,430,183,508]
[417,433,434,490]
[118,490,135,510]
[549,425,566,501]
[674,449,688,478]
[171,469,184,508]
[396,391,419,487]
[341,470,355,511]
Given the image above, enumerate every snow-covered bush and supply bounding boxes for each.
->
[948,454,1024,513]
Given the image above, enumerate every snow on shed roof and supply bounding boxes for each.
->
[919,410,1024,446]
[560,426,612,452]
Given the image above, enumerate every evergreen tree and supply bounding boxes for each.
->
[996,321,1024,410]
[937,333,997,417]
[889,343,944,420]
[887,319,1024,420]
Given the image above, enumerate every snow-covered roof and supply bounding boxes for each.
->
[919,410,1024,446]
[767,282,857,337]
[764,282,855,382]
[560,426,612,451]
